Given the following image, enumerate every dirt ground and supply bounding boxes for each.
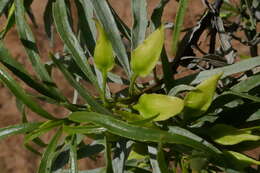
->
[0,0,258,172]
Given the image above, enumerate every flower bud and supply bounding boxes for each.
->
[183,72,223,119]
[93,20,114,73]
[131,26,165,77]
[133,93,184,121]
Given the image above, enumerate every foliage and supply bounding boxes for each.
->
[0,0,260,172]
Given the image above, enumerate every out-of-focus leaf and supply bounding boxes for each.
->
[133,94,184,121]
[221,91,260,102]
[172,0,189,55]
[0,3,15,39]
[50,54,110,115]
[69,112,222,155]
[131,26,165,77]
[38,128,62,173]
[0,68,58,120]
[157,144,170,173]
[175,56,260,85]
[0,123,42,140]
[53,0,100,90]
[209,124,260,145]
[25,120,64,144]
[231,74,260,92]
[90,0,131,77]
[131,0,147,49]
[183,73,222,120]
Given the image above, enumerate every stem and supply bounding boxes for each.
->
[129,74,138,96]
[102,71,108,105]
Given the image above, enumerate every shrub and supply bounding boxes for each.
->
[0,0,260,172]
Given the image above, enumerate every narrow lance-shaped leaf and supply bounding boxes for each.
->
[224,151,260,169]
[133,94,184,121]
[68,111,222,155]
[38,128,63,173]
[131,0,148,49]
[0,123,42,140]
[0,68,58,120]
[52,0,100,91]
[183,73,223,120]
[70,135,78,173]
[131,25,165,77]
[172,0,189,55]
[50,54,111,115]
[0,3,15,39]
[94,20,115,74]
[14,0,54,85]
[208,124,260,145]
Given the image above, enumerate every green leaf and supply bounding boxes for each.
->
[76,0,96,54]
[183,73,222,119]
[63,125,106,135]
[50,54,110,115]
[14,0,55,85]
[131,25,165,77]
[131,0,148,49]
[94,20,115,73]
[133,94,184,121]
[0,68,58,120]
[157,144,170,173]
[224,151,260,169]
[43,0,55,42]
[38,128,63,173]
[0,3,15,39]
[52,0,100,90]
[105,136,113,173]
[0,41,66,102]
[0,123,42,140]
[0,0,10,17]
[70,135,78,173]
[172,0,189,55]
[68,112,221,155]
[209,124,260,145]
[25,120,64,144]
[176,56,260,85]
[231,73,260,92]
[90,0,131,77]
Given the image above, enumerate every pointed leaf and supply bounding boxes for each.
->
[0,68,58,120]
[68,111,221,155]
[0,123,42,140]
[131,0,148,49]
[38,128,63,173]
[172,0,189,55]
[209,124,260,145]
[52,0,100,90]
